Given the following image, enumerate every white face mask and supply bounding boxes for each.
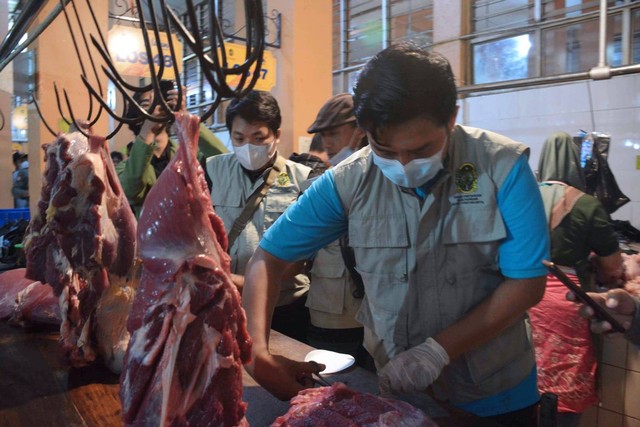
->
[233,141,275,170]
[329,146,354,166]
[372,146,444,188]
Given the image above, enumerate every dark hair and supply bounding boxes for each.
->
[353,42,457,139]
[125,90,148,136]
[124,81,175,136]
[225,90,281,134]
[12,152,21,164]
[110,151,124,162]
[309,133,325,153]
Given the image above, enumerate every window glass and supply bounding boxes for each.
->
[184,58,200,108]
[473,0,534,32]
[473,34,536,84]
[541,14,623,75]
[542,0,618,20]
[347,0,383,66]
[390,0,433,45]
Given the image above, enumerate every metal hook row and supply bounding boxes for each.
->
[32,0,266,141]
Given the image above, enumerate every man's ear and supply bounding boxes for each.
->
[350,127,367,150]
[448,105,460,131]
[275,128,282,142]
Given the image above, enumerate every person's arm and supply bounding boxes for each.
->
[581,197,626,287]
[119,136,156,204]
[242,171,348,399]
[242,248,323,400]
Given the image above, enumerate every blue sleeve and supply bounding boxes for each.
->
[497,155,550,278]
[260,170,348,262]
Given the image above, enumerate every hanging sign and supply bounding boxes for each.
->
[107,25,183,79]
[224,42,276,91]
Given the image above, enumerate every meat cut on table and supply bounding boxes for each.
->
[22,132,137,370]
[0,267,60,325]
[271,382,437,427]
[120,112,251,427]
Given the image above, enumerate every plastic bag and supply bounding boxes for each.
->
[583,148,630,214]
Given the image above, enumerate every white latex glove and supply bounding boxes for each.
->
[378,337,450,395]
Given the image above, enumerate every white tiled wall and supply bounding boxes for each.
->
[459,73,640,229]
[461,74,640,426]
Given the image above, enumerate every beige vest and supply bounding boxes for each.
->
[333,125,536,403]
[207,153,312,306]
[306,241,363,329]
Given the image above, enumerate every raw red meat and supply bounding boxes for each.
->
[13,280,61,326]
[0,268,35,319]
[271,382,437,427]
[0,268,60,326]
[120,112,251,427]
[23,132,137,367]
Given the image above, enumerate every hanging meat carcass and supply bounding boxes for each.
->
[22,132,137,369]
[120,112,251,427]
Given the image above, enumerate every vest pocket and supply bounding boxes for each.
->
[463,318,532,384]
[308,261,347,315]
[263,185,299,230]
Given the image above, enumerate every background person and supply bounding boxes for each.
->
[118,82,228,217]
[529,131,625,427]
[110,151,124,167]
[307,93,367,166]
[11,153,29,209]
[289,133,329,176]
[206,90,313,344]
[242,43,549,426]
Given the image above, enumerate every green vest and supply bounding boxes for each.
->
[333,125,535,403]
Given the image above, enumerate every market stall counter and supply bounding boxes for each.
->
[0,323,480,426]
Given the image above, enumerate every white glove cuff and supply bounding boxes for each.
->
[425,337,450,367]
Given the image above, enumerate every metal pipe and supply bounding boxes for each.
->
[459,63,640,96]
[0,0,71,73]
[597,0,607,67]
[0,0,46,63]
[459,71,590,95]
[381,0,388,50]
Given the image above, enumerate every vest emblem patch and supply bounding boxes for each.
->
[276,172,291,186]
[455,162,478,193]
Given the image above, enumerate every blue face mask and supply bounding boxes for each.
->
[371,146,444,188]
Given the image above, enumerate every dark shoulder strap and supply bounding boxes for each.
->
[227,156,287,250]
[339,235,365,299]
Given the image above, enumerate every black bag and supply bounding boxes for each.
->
[0,219,29,268]
[583,148,630,214]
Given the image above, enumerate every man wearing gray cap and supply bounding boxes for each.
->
[308,93,367,166]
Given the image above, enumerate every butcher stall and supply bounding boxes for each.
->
[0,324,485,427]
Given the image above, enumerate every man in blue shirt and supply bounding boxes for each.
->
[242,43,549,425]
